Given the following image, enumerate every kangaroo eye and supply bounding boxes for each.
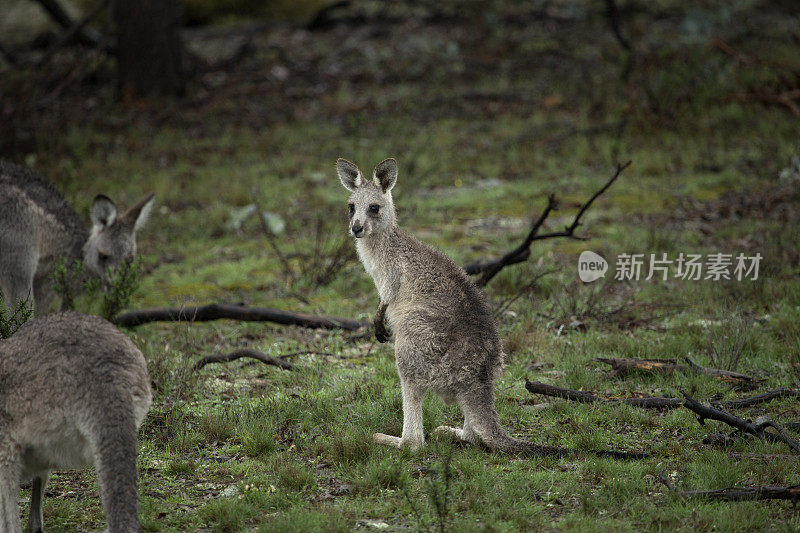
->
[369,204,380,214]
[348,204,355,215]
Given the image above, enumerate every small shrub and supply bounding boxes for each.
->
[200,495,258,533]
[51,257,142,319]
[165,458,196,476]
[707,313,756,371]
[199,408,238,443]
[243,424,277,458]
[326,428,373,465]
[275,462,316,491]
[52,257,85,311]
[355,458,408,494]
[0,294,33,339]
[100,260,142,319]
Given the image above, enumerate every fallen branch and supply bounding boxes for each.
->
[714,389,800,408]
[525,381,798,411]
[194,348,295,370]
[683,356,759,384]
[732,453,800,461]
[667,484,800,503]
[464,161,631,286]
[681,392,800,454]
[114,303,368,330]
[252,194,293,280]
[525,380,683,408]
[595,356,757,384]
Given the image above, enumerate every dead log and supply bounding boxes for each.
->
[525,380,683,408]
[463,161,631,286]
[595,356,757,384]
[194,348,295,371]
[114,303,368,330]
[681,392,800,454]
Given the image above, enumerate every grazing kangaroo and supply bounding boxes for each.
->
[0,312,152,533]
[337,158,643,459]
[0,160,154,313]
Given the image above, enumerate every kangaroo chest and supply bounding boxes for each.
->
[356,239,396,302]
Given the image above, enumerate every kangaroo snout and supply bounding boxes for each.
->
[351,221,365,237]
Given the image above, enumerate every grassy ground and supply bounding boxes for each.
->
[4,0,800,531]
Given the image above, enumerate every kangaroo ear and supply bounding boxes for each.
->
[337,158,363,192]
[373,158,397,192]
[121,192,155,231]
[90,194,117,227]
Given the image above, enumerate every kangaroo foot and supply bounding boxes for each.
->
[434,425,479,444]
[372,433,423,450]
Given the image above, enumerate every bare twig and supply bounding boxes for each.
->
[603,0,631,51]
[464,161,631,286]
[33,0,105,48]
[114,303,368,330]
[37,0,111,67]
[194,348,295,370]
[681,392,800,454]
[252,195,293,279]
[656,469,677,492]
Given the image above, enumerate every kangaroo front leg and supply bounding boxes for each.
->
[27,474,47,533]
[374,379,426,450]
[0,444,22,533]
[373,299,391,343]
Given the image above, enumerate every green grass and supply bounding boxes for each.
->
[7,0,800,531]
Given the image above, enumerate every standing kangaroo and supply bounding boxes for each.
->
[337,158,643,459]
[0,312,152,533]
[0,160,154,313]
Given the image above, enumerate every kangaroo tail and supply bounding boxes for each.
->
[85,391,142,533]
[462,390,647,460]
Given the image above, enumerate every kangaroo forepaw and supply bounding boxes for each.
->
[374,321,391,343]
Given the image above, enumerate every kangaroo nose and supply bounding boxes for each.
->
[351,221,364,237]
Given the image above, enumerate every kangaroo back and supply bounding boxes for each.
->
[0,161,154,313]
[0,312,152,532]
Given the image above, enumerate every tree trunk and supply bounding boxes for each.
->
[113,0,185,100]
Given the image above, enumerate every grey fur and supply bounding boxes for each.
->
[0,312,152,532]
[0,161,154,313]
[338,158,567,456]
